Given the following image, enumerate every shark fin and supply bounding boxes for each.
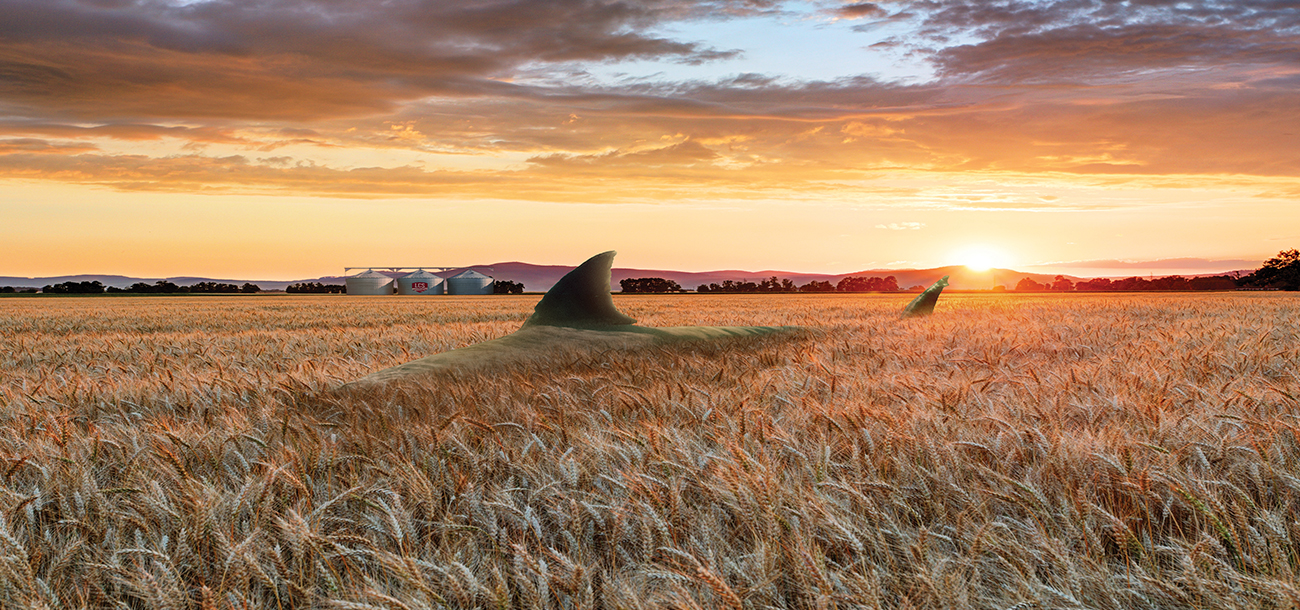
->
[523,251,637,328]
[902,275,949,318]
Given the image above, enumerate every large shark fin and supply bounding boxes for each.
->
[523,251,637,328]
[902,275,949,318]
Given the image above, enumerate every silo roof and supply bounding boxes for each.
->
[449,270,492,279]
[351,269,392,279]
[401,269,442,279]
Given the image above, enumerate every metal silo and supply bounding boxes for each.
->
[397,269,445,295]
[446,269,494,295]
[345,269,395,295]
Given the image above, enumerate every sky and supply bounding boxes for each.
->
[2,0,1297,279]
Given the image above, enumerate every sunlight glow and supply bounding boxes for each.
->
[954,245,1011,272]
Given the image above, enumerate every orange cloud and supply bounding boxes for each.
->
[0,0,1297,200]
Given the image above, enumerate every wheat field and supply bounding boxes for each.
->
[1,292,1298,609]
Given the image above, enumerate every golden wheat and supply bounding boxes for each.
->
[0,292,1298,609]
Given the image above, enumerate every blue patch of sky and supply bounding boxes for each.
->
[574,7,941,87]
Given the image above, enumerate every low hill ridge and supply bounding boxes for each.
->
[1,264,1071,292]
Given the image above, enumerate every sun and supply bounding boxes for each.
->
[954,245,1009,272]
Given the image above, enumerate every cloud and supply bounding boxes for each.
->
[894,0,1300,82]
[835,3,888,19]
[1030,257,1264,272]
[0,0,757,121]
[0,138,97,154]
[0,121,244,144]
[876,222,924,230]
[528,140,719,168]
[1022,257,1269,279]
[2,0,1300,202]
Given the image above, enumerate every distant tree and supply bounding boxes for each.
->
[1111,276,1151,291]
[287,282,345,294]
[152,280,183,294]
[240,283,261,293]
[697,278,791,293]
[1188,275,1236,291]
[836,276,899,292]
[42,280,105,294]
[1075,277,1113,291]
[619,277,682,293]
[1049,275,1075,292]
[753,276,797,293]
[187,281,241,293]
[1015,277,1045,291]
[1075,274,1236,292]
[798,280,836,293]
[836,277,868,292]
[1150,275,1190,291]
[1241,248,1300,290]
[493,280,525,294]
[0,287,13,294]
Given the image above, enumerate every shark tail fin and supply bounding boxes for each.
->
[523,251,637,328]
[902,275,949,318]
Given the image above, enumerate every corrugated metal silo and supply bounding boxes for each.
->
[397,269,445,295]
[345,269,395,295]
[446,269,494,295]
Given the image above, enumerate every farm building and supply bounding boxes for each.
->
[397,270,446,295]
[344,269,395,295]
[344,267,494,295]
[447,270,494,295]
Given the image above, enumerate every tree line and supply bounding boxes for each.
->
[9,249,1297,296]
[35,280,261,294]
[286,282,344,293]
[1014,275,1239,292]
[1239,248,1299,290]
[493,280,525,294]
[620,277,684,293]
[689,276,905,293]
[1007,250,1297,292]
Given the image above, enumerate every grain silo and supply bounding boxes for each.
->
[397,269,445,295]
[345,269,395,295]
[446,269,494,295]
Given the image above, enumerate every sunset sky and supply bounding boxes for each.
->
[2,0,1296,279]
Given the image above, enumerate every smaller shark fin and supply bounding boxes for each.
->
[902,275,949,318]
[523,251,637,328]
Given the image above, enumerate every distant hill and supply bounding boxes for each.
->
[17,263,1210,293]
[308,262,1075,292]
[0,274,319,292]
[490,263,1077,292]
